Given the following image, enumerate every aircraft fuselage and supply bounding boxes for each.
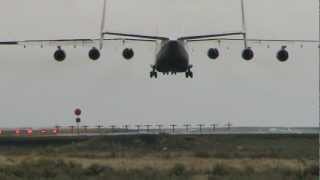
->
[154,40,190,73]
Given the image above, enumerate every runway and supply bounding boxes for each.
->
[0,127,318,137]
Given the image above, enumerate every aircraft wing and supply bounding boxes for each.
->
[186,38,319,61]
[0,38,157,48]
[179,31,319,50]
[185,38,319,45]
[178,32,245,41]
[103,31,169,41]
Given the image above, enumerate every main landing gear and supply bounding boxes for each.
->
[185,71,193,78]
[185,65,193,78]
[149,65,193,79]
[150,65,157,78]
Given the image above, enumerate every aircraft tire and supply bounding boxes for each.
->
[189,72,193,78]
[185,71,193,78]
[150,71,157,79]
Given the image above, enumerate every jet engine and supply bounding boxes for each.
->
[88,47,100,60]
[54,47,66,62]
[207,48,219,59]
[122,48,134,60]
[277,46,289,62]
[242,47,254,60]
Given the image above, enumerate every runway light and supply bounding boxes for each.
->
[40,129,48,134]
[27,129,33,135]
[277,46,289,62]
[54,46,66,62]
[15,129,20,135]
[207,48,219,59]
[88,47,100,60]
[242,47,254,61]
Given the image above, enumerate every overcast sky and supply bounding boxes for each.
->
[0,0,318,128]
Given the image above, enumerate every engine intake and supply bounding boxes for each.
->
[54,47,66,62]
[207,48,219,59]
[277,46,289,62]
[89,47,100,60]
[122,48,134,60]
[242,47,254,61]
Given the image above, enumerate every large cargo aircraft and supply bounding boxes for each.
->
[0,0,318,78]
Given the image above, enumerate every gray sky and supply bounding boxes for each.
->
[0,0,318,128]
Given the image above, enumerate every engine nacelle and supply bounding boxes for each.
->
[54,47,66,62]
[88,47,100,60]
[242,47,254,61]
[277,46,289,62]
[122,48,134,60]
[207,48,219,59]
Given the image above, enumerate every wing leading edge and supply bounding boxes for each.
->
[0,37,159,48]
[186,38,319,44]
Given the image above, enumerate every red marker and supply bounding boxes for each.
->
[15,129,20,135]
[74,108,82,116]
[27,129,33,135]
[40,129,48,134]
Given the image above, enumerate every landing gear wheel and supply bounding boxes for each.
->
[150,65,157,79]
[150,71,157,79]
[185,71,193,78]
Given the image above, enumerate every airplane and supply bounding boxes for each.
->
[0,0,318,79]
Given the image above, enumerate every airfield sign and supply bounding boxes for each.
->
[74,108,82,136]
